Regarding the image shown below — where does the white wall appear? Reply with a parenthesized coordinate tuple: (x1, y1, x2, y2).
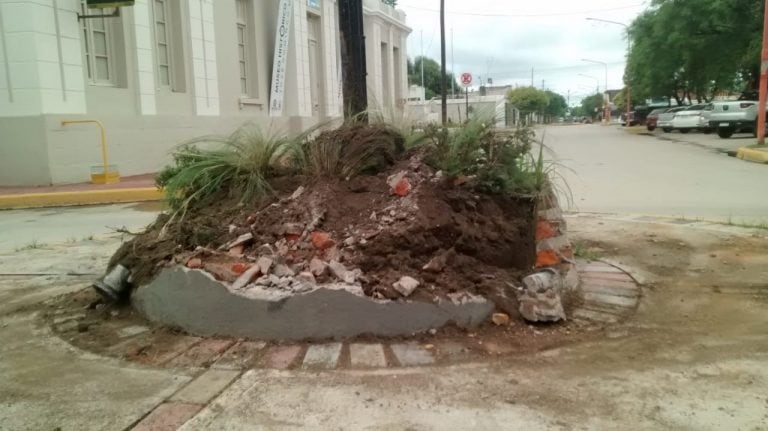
(0, 0, 410, 185)
(0, 0, 87, 116)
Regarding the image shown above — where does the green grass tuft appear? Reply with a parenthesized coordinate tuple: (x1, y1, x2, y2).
(156, 124, 302, 215)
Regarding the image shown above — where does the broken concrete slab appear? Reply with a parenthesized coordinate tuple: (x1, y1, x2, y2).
(133, 266, 493, 341)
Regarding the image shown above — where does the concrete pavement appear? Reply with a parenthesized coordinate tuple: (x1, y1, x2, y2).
(543, 124, 768, 224)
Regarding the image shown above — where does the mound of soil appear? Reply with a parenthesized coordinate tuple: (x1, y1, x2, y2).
(111, 150, 537, 307)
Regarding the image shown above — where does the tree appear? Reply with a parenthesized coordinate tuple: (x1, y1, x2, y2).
(628, 0, 762, 103)
(407, 56, 457, 100)
(506, 86, 549, 114)
(581, 93, 604, 119)
(543, 90, 568, 118)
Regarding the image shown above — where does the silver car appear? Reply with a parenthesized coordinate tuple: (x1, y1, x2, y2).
(657, 106, 687, 132)
(671, 104, 712, 134)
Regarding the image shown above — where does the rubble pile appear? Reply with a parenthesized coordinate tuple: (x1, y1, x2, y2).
(112, 149, 546, 321)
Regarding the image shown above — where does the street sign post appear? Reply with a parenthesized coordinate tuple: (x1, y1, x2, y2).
(460, 73, 472, 122)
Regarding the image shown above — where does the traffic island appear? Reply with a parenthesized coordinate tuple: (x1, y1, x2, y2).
(101, 122, 582, 341)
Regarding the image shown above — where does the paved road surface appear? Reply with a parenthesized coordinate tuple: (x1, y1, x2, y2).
(543, 125, 767, 223)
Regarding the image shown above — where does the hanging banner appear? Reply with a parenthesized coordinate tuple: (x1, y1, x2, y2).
(269, 0, 293, 117)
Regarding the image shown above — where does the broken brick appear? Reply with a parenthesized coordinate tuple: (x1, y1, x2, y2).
(285, 233, 301, 242)
(535, 250, 560, 268)
(393, 178, 411, 197)
(310, 231, 335, 250)
(186, 258, 203, 269)
(203, 263, 238, 282)
(535, 220, 557, 241)
(231, 262, 249, 275)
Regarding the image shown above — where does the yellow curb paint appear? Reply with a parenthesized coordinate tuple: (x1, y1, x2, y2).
(0, 187, 162, 210)
(736, 146, 768, 164)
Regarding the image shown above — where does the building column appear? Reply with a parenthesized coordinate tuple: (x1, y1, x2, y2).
(322, 0, 340, 117)
(132, 0, 156, 114)
(188, 0, 219, 115)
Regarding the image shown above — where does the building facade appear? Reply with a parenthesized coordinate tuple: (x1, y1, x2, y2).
(0, 0, 410, 186)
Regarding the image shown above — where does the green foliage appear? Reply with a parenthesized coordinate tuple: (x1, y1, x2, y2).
(506, 86, 550, 114)
(628, 0, 762, 102)
(580, 93, 604, 118)
(300, 122, 405, 179)
(407, 56, 458, 100)
(543, 90, 568, 118)
(156, 124, 301, 213)
(420, 116, 554, 195)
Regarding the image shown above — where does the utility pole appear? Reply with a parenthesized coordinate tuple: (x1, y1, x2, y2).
(338, 0, 367, 117)
(440, 0, 447, 125)
(541, 79, 545, 90)
(531, 67, 534, 87)
(451, 28, 455, 98)
(757, 0, 768, 145)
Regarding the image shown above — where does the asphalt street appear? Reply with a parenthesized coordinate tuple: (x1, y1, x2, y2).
(543, 124, 767, 224)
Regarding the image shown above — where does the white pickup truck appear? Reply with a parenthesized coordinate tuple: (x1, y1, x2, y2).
(708, 101, 768, 138)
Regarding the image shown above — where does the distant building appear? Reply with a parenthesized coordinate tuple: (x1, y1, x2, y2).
(407, 84, 425, 102)
(0, 0, 410, 186)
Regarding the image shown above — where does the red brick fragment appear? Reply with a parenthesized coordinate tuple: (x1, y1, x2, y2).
(535, 220, 557, 241)
(231, 262, 250, 275)
(393, 178, 411, 197)
(310, 231, 335, 250)
(535, 250, 560, 268)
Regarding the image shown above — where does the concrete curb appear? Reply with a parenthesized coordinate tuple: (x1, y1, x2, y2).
(133, 267, 494, 341)
(0, 187, 162, 210)
(736, 146, 768, 164)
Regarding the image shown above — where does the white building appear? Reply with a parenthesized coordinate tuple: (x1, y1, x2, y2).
(0, 0, 410, 186)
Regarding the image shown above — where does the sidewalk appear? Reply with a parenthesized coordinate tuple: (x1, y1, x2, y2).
(0, 174, 162, 210)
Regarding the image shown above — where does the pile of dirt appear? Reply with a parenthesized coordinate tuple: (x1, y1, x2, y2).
(111, 148, 537, 308)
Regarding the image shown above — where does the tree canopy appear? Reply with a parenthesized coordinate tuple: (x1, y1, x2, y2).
(506, 86, 550, 114)
(628, 0, 762, 103)
(407, 56, 458, 100)
(580, 93, 604, 118)
(543, 90, 568, 118)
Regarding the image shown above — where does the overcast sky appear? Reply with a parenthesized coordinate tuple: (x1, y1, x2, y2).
(398, 0, 649, 105)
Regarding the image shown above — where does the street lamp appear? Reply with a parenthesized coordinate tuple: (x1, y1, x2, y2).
(582, 58, 609, 124)
(578, 73, 600, 94)
(586, 17, 631, 126)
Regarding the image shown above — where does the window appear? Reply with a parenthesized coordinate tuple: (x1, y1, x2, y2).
(236, 0, 248, 96)
(153, 0, 173, 87)
(81, 2, 114, 85)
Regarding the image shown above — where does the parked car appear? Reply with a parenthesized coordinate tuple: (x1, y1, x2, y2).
(671, 104, 712, 134)
(646, 108, 669, 131)
(657, 106, 687, 132)
(620, 111, 638, 126)
(708, 100, 768, 138)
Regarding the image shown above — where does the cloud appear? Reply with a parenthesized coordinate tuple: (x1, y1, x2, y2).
(397, 0, 647, 104)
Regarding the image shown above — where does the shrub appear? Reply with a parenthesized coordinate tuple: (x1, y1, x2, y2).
(156, 124, 301, 213)
(421, 116, 545, 195)
(300, 122, 405, 179)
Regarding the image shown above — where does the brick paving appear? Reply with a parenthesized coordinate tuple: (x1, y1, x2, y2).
(571, 260, 641, 324)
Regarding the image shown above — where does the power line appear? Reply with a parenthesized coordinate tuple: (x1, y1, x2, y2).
(400, 3, 645, 18)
